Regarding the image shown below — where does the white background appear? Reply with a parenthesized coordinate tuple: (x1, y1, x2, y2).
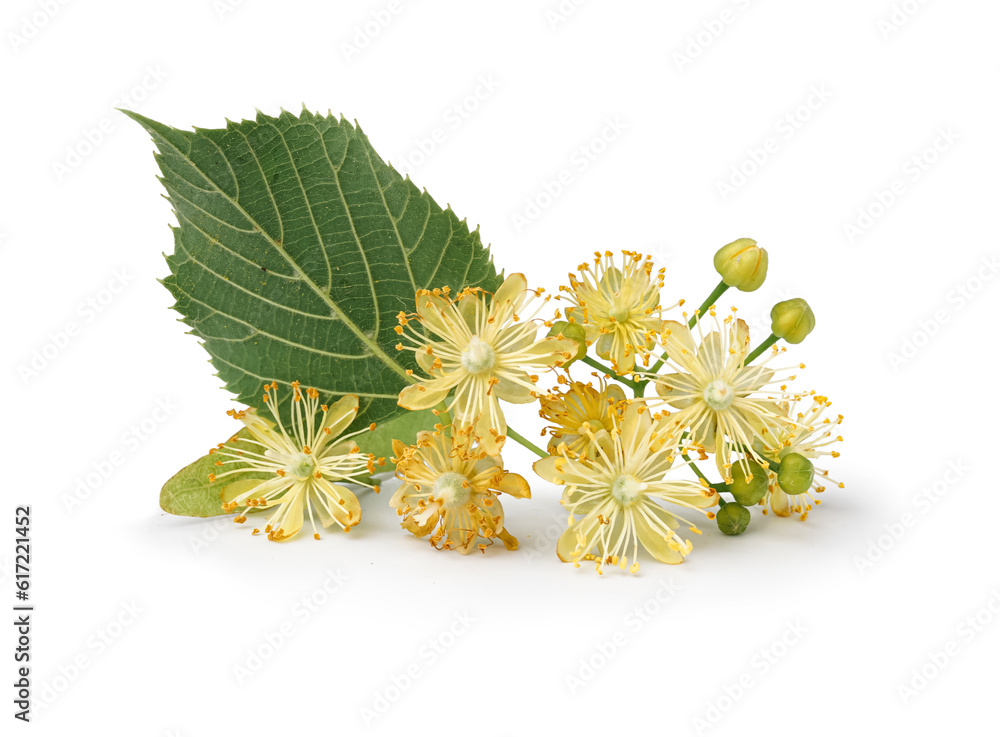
(3, 0, 997, 734)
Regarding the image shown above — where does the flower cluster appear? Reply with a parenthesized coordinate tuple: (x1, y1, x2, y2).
(389, 429, 529, 553)
(534, 401, 718, 574)
(650, 310, 804, 484)
(527, 240, 844, 572)
(394, 274, 577, 455)
(537, 378, 626, 460)
(755, 394, 844, 520)
(558, 250, 675, 374)
(202, 241, 843, 575)
(212, 382, 382, 541)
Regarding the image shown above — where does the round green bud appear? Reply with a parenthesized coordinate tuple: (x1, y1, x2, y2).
(548, 320, 587, 365)
(770, 298, 816, 344)
(714, 238, 769, 292)
(728, 461, 769, 506)
(716, 501, 751, 536)
(777, 453, 815, 495)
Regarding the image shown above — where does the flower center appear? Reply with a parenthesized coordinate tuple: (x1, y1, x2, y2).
(611, 474, 646, 506)
(285, 452, 317, 480)
(460, 336, 496, 375)
(433, 471, 471, 507)
(703, 379, 735, 410)
(609, 304, 630, 323)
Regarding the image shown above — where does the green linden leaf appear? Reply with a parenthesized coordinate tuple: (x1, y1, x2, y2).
(131, 108, 501, 517)
(125, 107, 502, 428)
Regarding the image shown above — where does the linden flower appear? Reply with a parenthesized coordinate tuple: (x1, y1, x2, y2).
(212, 382, 383, 541)
(559, 250, 676, 374)
(538, 378, 627, 460)
(395, 273, 577, 455)
(533, 402, 718, 574)
(389, 430, 530, 554)
(650, 310, 804, 484)
(757, 394, 845, 520)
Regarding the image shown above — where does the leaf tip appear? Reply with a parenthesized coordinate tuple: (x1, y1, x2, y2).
(118, 108, 160, 132)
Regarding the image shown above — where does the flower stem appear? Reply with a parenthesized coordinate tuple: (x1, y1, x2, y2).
(507, 427, 547, 458)
(682, 451, 728, 505)
(641, 279, 731, 389)
(644, 357, 666, 383)
(682, 453, 712, 484)
(745, 333, 779, 364)
(687, 279, 730, 329)
(434, 402, 453, 431)
(739, 444, 781, 473)
(580, 355, 642, 392)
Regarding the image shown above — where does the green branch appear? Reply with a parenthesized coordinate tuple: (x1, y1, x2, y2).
(507, 427, 547, 458)
(580, 355, 642, 392)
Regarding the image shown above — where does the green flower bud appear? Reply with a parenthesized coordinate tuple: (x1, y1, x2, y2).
(714, 238, 768, 292)
(716, 501, 751, 536)
(548, 320, 587, 365)
(770, 298, 816, 344)
(777, 453, 815, 495)
(728, 461, 769, 506)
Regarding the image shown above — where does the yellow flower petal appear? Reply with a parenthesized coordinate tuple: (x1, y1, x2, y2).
(494, 372, 535, 404)
(269, 490, 305, 541)
(770, 487, 792, 517)
(532, 455, 563, 484)
(323, 394, 359, 437)
(492, 273, 528, 314)
(414, 291, 458, 337)
(662, 320, 696, 354)
(498, 471, 531, 499)
(314, 482, 361, 530)
(220, 478, 266, 504)
(632, 506, 685, 565)
(398, 378, 455, 410)
(556, 514, 601, 563)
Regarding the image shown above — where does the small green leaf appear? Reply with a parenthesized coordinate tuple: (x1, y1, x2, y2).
(159, 410, 436, 518)
(159, 429, 269, 518)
